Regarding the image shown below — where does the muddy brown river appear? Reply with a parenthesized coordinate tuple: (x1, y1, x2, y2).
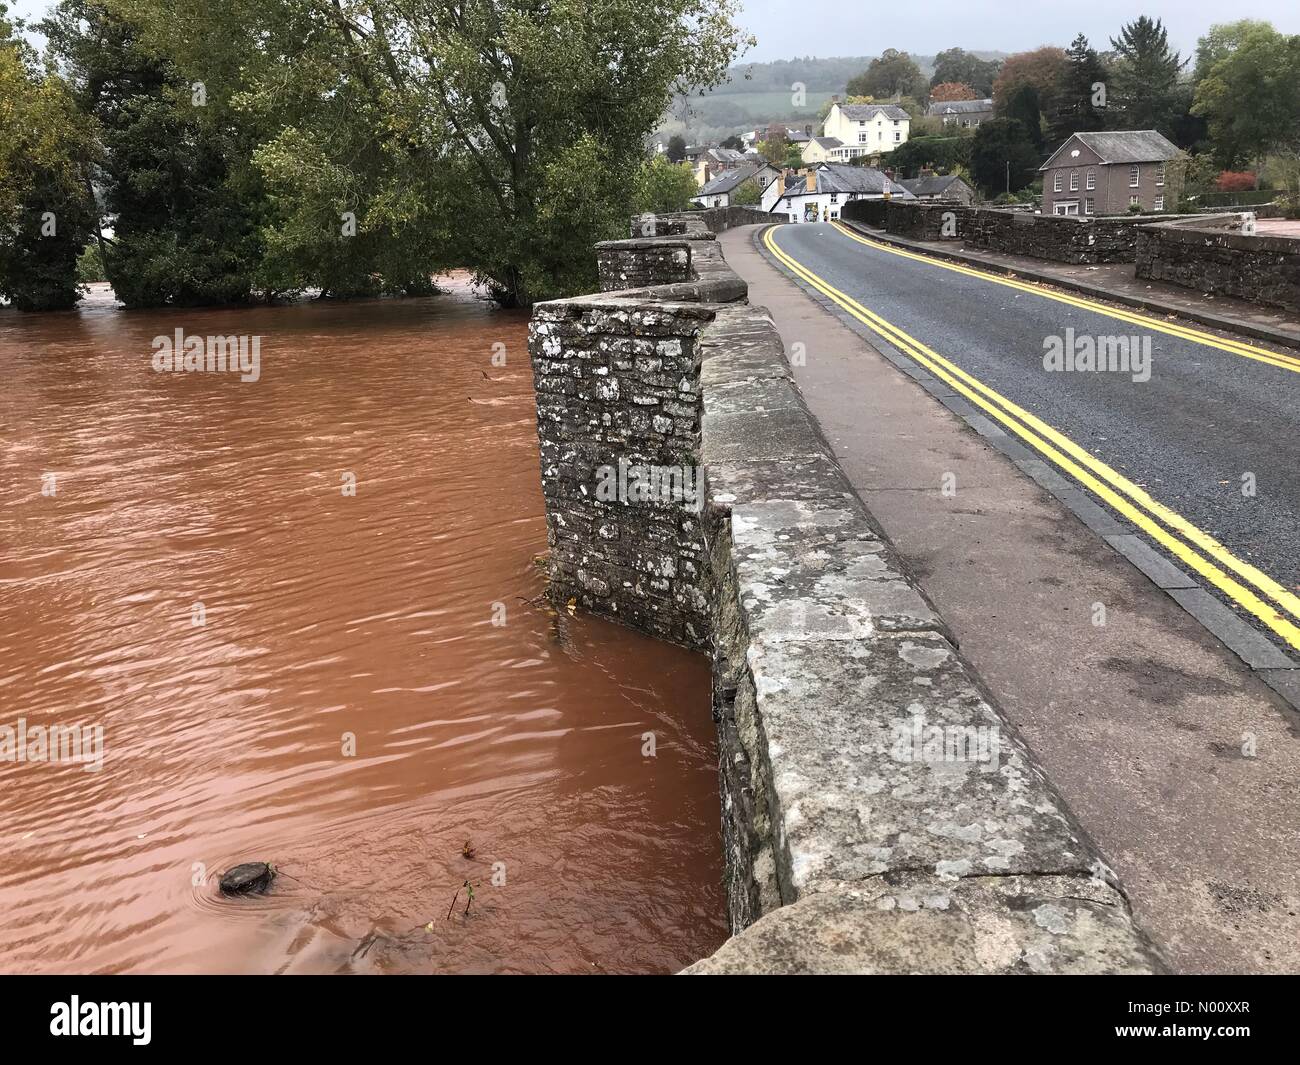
(0, 280, 725, 974)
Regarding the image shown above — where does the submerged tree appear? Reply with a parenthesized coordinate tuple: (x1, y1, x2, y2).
(0, 3, 98, 310)
(41, 0, 266, 306)
(112, 0, 751, 306)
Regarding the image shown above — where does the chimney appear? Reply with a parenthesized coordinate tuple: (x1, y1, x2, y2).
(776, 173, 785, 197)
(807, 170, 817, 193)
(920, 166, 935, 178)
(831, 94, 840, 105)
(883, 167, 895, 181)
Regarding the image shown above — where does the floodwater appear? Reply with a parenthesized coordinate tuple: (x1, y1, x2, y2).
(0, 280, 725, 974)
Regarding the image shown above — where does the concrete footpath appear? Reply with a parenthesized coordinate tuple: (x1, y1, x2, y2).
(720, 224, 1300, 974)
(847, 221, 1300, 351)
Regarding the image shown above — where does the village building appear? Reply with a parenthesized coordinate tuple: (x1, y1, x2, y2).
(897, 172, 976, 205)
(926, 98, 994, 128)
(820, 101, 911, 160)
(692, 161, 782, 209)
(763, 162, 914, 222)
(1039, 130, 1183, 216)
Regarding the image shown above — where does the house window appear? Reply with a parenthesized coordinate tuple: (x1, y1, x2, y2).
(1130, 194, 1140, 207)
(893, 119, 899, 125)
(1053, 173, 1063, 193)
(859, 120, 865, 126)
(1130, 165, 1140, 187)
(894, 131, 901, 142)
(1156, 163, 1166, 186)
(1070, 171, 1079, 191)
(1086, 169, 1096, 190)
(830, 193, 838, 203)
(858, 132, 867, 143)
(1154, 194, 1165, 211)
(1053, 201, 1079, 216)
(1085, 197, 1095, 214)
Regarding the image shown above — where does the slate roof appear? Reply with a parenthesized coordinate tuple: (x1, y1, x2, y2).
(836, 103, 911, 122)
(696, 162, 771, 197)
(926, 98, 994, 115)
(898, 174, 971, 198)
(1041, 130, 1181, 170)
(812, 136, 844, 149)
(776, 164, 915, 199)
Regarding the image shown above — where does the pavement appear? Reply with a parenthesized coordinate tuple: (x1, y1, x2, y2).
(720, 221, 1300, 974)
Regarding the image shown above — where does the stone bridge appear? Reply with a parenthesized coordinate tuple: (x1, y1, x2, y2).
(527, 208, 1163, 974)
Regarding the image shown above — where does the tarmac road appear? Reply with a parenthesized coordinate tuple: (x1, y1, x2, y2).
(722, 221, 1300, 974)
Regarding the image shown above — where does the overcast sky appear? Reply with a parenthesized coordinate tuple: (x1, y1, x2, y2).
(735, 0, 1299, 62)
(8, 0, 1299, 62)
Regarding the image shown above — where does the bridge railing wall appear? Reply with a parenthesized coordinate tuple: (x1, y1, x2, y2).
(526, 211, 1164, 974)
(1136, 214, 1300, 314)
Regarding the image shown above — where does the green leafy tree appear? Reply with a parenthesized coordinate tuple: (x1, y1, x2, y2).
(41, 0, 266, 306)
(970, 117, 1040, 196)
(930, 47, 1000, 97)
(117, 0, 752, 307)
(0, 4, 98, 310)
(665, 134, 688, 163)
(1047, 34, 1108, 147)
(1193, 22, 1300, 170)
(1193, 20, 1273, 84)
(633, 156, 698, 213)
(884, 135, 972, 179)
(730, 178, 761, 206)
(847, 49, 926, 103)
(1108, 16, 1187, 138)
(1004, 83, 1044, 153)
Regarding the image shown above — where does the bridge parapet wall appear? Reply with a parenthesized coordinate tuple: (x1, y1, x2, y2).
(527, 213, 1164, 974)
(1136, 214, 1300, 314)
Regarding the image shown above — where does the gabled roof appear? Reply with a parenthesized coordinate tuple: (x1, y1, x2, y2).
(898, 174, 972, 198)
(811, 136, 844, 149)
(1040, 130, 1182, 170)
(705, 147, 747, 164)
(926, 98, 994, 115)
(696, 161, 775, 196)
(777, 164, 915, 199)
(836, 103, 910, 122)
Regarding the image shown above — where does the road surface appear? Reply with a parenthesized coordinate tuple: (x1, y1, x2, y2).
(722, 221, 1300, 974)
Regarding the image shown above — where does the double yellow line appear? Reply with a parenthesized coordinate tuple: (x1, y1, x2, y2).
(763, 223, 1300, 651)
(831, 221, 1300, 376)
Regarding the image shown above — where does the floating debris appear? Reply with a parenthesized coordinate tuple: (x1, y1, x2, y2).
(219, 862, 275, 896)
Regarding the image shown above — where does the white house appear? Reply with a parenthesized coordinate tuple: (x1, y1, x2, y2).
(763, 163, 914, 222)
(692, 161, 782, 208)
(821, 103, 911, 161)
(801, 136, 844, 165)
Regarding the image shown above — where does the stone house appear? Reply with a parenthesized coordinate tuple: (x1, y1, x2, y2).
(691, 161, 782, 209)
(692, 147, 748, 187)
(763, 162, 914, 222)
(897, 172, 976, 205)
(1039, 130, 1183, 217)
(821, 102, 911, 161)
(926, 98, 994, 128)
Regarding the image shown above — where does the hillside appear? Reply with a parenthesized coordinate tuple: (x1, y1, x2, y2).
(661, 51, 1008, 143)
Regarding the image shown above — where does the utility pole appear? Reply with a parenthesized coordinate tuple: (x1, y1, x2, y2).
(1006, 160, 1010, 195)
